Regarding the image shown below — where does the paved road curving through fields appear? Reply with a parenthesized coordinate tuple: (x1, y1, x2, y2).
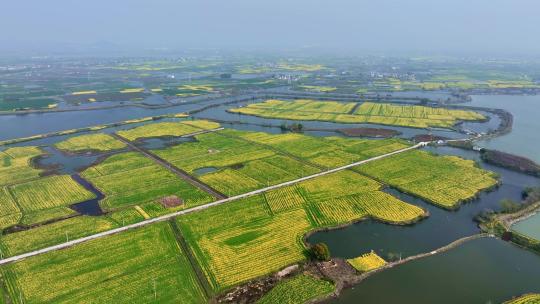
(0, 142, 428, 266)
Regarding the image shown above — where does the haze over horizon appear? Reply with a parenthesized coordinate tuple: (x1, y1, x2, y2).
(1, 0, 539, 57)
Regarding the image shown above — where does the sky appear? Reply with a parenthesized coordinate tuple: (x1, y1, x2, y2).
(1, 0, 539, 56)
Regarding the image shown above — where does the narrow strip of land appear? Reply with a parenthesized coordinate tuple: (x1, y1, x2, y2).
(0, 141, 428, 266)
(111, 132, 227, 200)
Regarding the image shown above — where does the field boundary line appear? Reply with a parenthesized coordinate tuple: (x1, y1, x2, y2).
(110, 132, 227, 199)
(0, 142, 428, 266)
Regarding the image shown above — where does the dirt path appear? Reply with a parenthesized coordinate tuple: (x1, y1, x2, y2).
(111, 133, 227, 200)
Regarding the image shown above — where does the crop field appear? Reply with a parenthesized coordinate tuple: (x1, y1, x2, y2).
(55, 133, 127, 152)
(119, 88, 145, 93)
(347, 251, 387, 272)
(0, 187, 21, 230)
(504, 294, 540, 304)
(0, 146, 44, 186)
(229, 100, 485, 128)
(199, 155, 320, 196)
(179, 196, 312, 291)
(1, 148, 96, 228)
(0, 215, 118, 256)
(179, 170, 423, 291)
(298, 171, 425, 226)
(257, 274, 335, 304)
(116, 120, 220, 141)
(355, 150, 499, 208)
(298, 85, 337, 92)
(156, 128, 408, 195)
(8, 175, 95, 213)
(224, 129, 409, 168)
(155, 132, 277, 173)
(155, 130, 328, 195)
(1, 223, 207, 304)
(82, 152, 213, 211)
(264, 185, 306, 213)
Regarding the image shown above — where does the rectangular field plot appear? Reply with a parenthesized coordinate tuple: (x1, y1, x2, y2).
(347, 251, 387, 272)
(116, 120, 220, 141)
(0, 146, 44, 186)
(1, 223, 207, 304)
(229, 100, 485, 129)
(9, 175, 95, 213)
(0, 187, 21, 230)
(354, 150, 499, 209)
(55, 133, 127, 152)
(82, 152, 213, 211)
(223, 129, 410, 168)
(257, 274, 335, 304)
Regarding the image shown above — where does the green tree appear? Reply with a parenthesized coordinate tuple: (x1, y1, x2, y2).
(311, 243, 330, 261)
(500, 199, 520, 213)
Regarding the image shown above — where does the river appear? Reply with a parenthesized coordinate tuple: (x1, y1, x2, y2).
(465, 94, 540, 163)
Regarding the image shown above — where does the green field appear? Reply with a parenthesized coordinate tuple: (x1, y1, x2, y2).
(0, 147, 98, 228)
(9, 175, 95, 213)
(354, 150, 499, 208)
(0, 215, 118, 256)
(0, 146, 44, 187)
(55, 133, 127, 152)
(1, 223, 207, 304)
(0, 187, 21, 230)
(155, 128, 409, 195)
(82, 152, 213, 211)
(179, 170, 424, 292)
(116, 120, 220, 141)
(257, 274, 334, 304)
(0, 175, 96, 228)
(224, 129, 409, 168)
(229, 99, 485, 129)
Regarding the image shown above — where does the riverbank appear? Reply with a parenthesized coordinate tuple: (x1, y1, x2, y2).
(480, 149, 540, 177)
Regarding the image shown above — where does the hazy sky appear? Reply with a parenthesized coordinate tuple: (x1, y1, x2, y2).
(1, 0, 539, 55)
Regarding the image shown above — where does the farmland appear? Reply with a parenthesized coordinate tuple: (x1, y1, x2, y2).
(0, 146, 44, 186)
(81, 152, 213, 211)
(116, 120, 220, 141)
(0, 187, 21, 230)
(223, 129, 410, 168)
(55, 133, 127, 152)
(154, 128, 408, 195)
(229, 100, 485, 128)
(9, 175, 95, 213)
(0, 215, 118, 256)
(355, 150, 499, 208)
(257, 274, 335, 304)
(179, 170, 424, 291)
(1, 223, 207, 304)
(347, 251, 387, 272)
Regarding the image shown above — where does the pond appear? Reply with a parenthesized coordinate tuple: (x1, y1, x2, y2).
(512, 212, 540, 241)
(328, 238, 540, 304)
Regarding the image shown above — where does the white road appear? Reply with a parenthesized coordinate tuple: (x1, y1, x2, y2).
(0, 141, 428, 266)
